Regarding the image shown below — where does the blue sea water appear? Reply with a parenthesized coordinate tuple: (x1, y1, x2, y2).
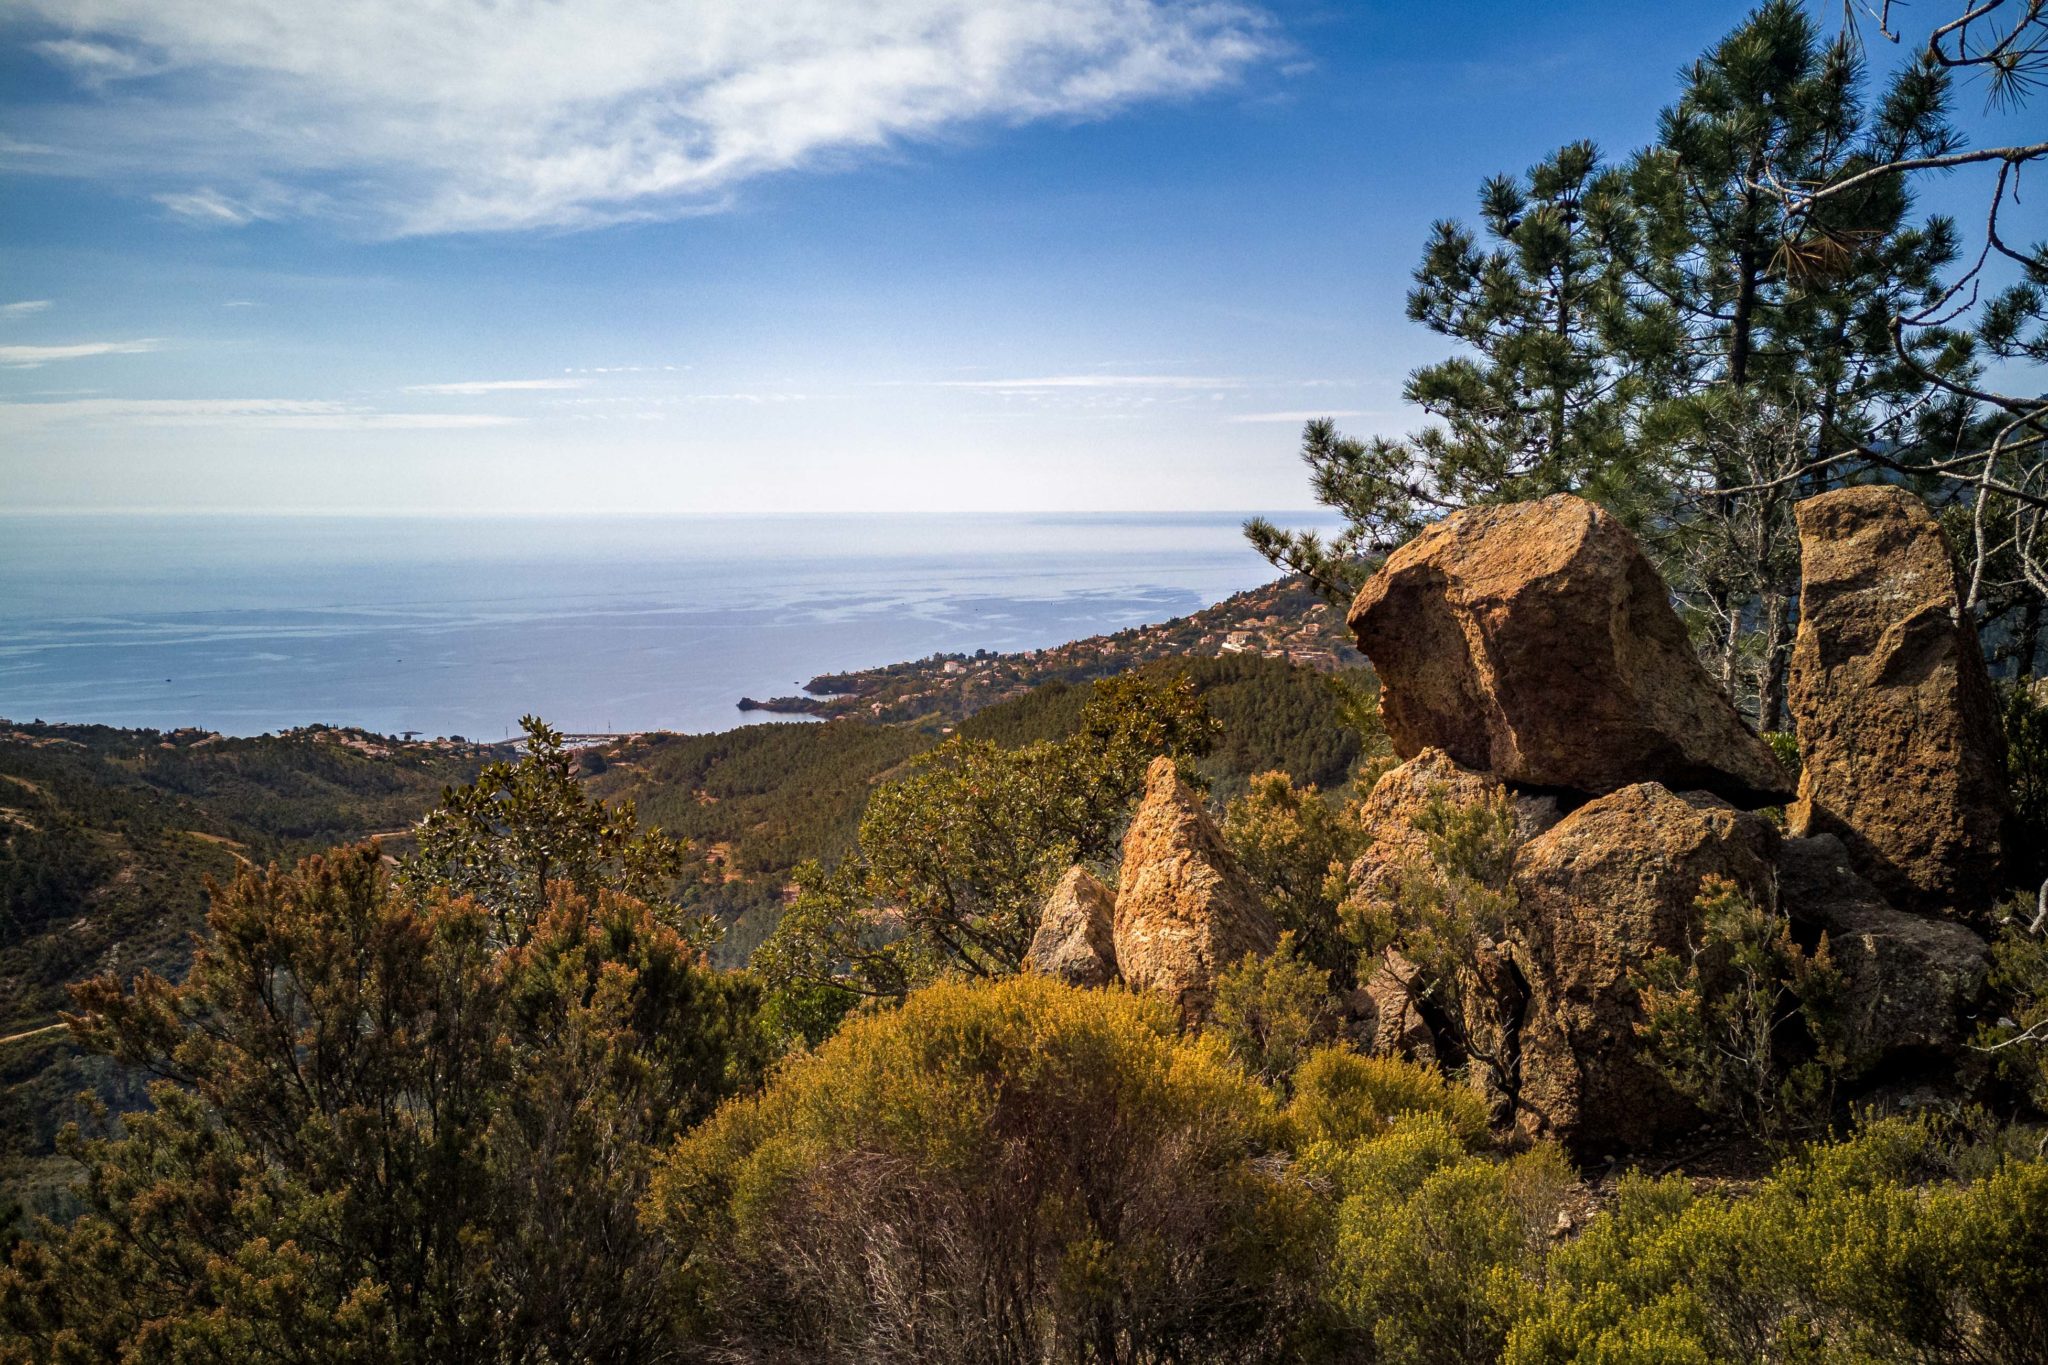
(0, 512, 1337, 739)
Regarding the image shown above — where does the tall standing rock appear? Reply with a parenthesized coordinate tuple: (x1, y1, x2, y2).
(1114, 757, 1278, 1023)
(1511, 782, 1779, 1154)
(1026, 866, 1119, 988)
(1788, 486, 2011, 919)
(1346, 494, 1793, 807)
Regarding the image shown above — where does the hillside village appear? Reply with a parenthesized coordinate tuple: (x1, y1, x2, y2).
(740, 574, 1360, 726)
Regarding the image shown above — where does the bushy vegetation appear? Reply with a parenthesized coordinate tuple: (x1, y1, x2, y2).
(1633, 875, 1847, 1145)
(1221, 770, 1367, 984)
(1347, 789, 1528, 1106)
(1507, 1116, 2048, 1364)
(1210, 933, 1343, 1090)
(0, 847, 764, 1363)
(0, 724, 494, 1218)
(650, 974, 1329, 1363)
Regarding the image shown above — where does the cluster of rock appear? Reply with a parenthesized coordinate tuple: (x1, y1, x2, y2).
(1345, 489, 2007, 1153)
(1026, 756, 1278, 1022)
(1030, 487, 2011, 1157)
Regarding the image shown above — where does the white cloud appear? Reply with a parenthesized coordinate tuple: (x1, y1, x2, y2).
(1228, 408, 1377, 423)
(0, 339, 160, 367)
(0, 397, 519, 429)
(8, 0, 1273, 235)
(155, 188, 270, 226)
(933, 374, 1245, 391)
(405, 378, 587, 395)
(0, 300, 54, 320)
(30, 38, 164, 84)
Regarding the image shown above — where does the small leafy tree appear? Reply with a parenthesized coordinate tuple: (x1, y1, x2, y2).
(753, 673, 1216, 1000)
(405, 715, 698, 944)
(1346, 789, 1527, 1105)
(1221, 771, 1367, 985)
(1633, 874, 1846, 1145)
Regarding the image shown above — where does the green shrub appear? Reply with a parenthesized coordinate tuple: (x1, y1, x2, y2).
(1305, 1116, 1569, 1365)
(1345, 788, 1526, 1102)
(1287, 1046, 1491, 1150)
(652, 974, 1332, 1363)
(1506, 1116, 2048, 1364)
(1211, 934, 1344, 1090)
(1221, 772, 1367, 983)
(1632, 874, 1845, 1144)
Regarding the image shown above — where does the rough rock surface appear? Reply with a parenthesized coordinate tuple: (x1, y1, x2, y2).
(1349, 749, 1506, 902)
(1346, 748, 1559, 907)
(1511, 783, 1779, 1153)
(1358, 951, 1437, 1060)
(1788, 485, 2011, 919)
(1026, 865, 1119, 988)
(1777, 835, 1990, 1075)
(1114, 757, 1279, 1022)
(1346, 494, 1792, 807)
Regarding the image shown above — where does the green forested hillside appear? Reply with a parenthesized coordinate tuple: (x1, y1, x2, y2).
(0, 724, 495, 1210)
(592, 655, 1366, 959)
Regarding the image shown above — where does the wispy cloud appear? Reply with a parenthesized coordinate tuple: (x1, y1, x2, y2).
(1228, 408, 1378, 423)
(8, 0, 1275, 235)
(30, 38, 165, 85)
(155, 189, 271, 226)
(0, 300, 54, 320)
(0, 397, 519, 430)
(932, 374, 1246, 391)
(0, 339, 161, 367)
(405, 378, 586, 395)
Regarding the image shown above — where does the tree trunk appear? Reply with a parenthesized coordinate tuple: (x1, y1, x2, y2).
(1759, 590, 1791, 733)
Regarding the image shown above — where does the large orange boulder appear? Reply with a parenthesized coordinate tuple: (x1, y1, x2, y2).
(1510, 782, 1779, 1153)
(1346, 494, 1792, 807)
(1788, 486, 2012, 919)
(1113, 757, 1278, 1023)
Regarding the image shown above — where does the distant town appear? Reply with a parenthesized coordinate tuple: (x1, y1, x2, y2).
(738, 574, 1361, 727)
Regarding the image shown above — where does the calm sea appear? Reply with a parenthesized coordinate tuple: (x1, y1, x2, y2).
(0, 512, 1337, 739)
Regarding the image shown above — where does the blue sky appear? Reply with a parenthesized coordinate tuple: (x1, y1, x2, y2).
(0, 2, 1996, 514)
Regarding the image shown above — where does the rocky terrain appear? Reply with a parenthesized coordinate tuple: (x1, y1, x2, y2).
(1033, 489, 2011, 1157)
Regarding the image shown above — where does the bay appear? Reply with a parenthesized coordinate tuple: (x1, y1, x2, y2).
(0, 511, 1337, 738)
